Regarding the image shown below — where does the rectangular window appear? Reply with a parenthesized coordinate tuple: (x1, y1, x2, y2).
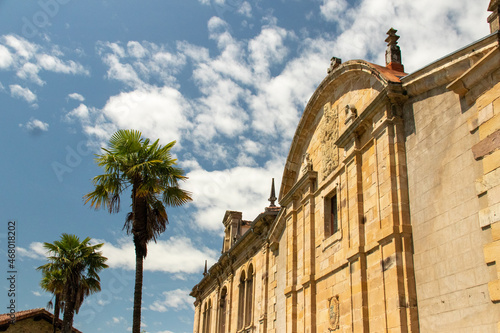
(325, 193, 338, 237)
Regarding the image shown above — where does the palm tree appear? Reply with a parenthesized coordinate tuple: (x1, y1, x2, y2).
(38, 234, 108, 333)
(84, 129, 192, 333)
(39, 269, 64, 333)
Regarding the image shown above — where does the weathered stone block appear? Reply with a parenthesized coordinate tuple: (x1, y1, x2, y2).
(492, 221, 500, 242)
(483, 239, 500, 264)
(479, 202, 500, 228)
(483, 149, 500, 174)
(487, 279, 500, 302)
(472, 129, 500, 160)
(475, 167, 500, 195)
(478, 103, 495, 129)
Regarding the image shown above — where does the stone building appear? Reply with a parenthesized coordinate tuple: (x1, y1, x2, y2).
(0, 308, 82, 333)
(191, 2, 500, 332)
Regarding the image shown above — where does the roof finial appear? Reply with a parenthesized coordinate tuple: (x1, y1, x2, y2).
(488, 0, 500, 33)
(385, 28, 404, 73)
(203, 260, 207, 276)
(268, 178, 277, 207)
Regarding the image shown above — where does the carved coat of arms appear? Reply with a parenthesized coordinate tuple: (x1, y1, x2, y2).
(328, 295, 340, 331)
(321, 103, 339, 180)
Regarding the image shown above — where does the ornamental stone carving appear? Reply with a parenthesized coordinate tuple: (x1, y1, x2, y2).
(328, 295, 340, 331)
(321, 103, 339, 180)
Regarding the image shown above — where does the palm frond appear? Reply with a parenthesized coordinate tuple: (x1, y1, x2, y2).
(162, 187, 192, 207)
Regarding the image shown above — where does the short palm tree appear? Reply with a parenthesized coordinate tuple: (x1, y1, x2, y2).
(38, 234, 108, 333)
(84, 129, 192, 333)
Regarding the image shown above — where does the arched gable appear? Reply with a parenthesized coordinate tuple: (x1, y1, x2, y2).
(279, 60, 404, 200)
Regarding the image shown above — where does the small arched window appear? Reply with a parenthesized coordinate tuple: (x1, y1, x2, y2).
(202, 302, 207, 333)
(202, 300, 211, 333)
(237, 271, 246, 330)
(218, 287, 227, 333)
(245, 264, 254, 327)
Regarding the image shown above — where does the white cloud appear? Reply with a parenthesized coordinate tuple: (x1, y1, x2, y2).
(10, 84, 37, 103)
(240, 139, 263, 156)
(36, 54, 89, 75)
(127, 41, 148, 58)
(96, 236, 218, 274)
(0, 35, 88, 88)
(32, 291, 42, 296)
(68, 92, 85, 102)
(3, 35, 38, 59)
(107, 316, 126, 326)
(66, 85, 193, 150)
(97, 299, 111, 306)
(84, 18, 316, 163)
(0, 44, 13, 68)
(23, 118, 49, 134)
(17, 242, 46, 260)
(248, 26, 289, 76)
(67, 103, 90, 122)
(102, 53, 143, 88)
(238, 1, 252, 17)
(97, 41, 186, 88)
(184, 158, 283, 231)
(17, 62, 44, 85)
(104, 87, 190, 143)
(149, 289, 194, 312)
(320, 0, 349, 22)
(248, 38, 332, 140)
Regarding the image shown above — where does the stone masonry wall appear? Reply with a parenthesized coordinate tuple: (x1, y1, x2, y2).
(404, 84, 500, 332)
(5, 318, 60, 333)
(470, 74, 500, 333)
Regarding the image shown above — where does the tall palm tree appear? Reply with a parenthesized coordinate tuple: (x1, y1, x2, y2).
(84, 129, 192, 333)
(38, 234, 108, 333)
(39, 269, 64, 333)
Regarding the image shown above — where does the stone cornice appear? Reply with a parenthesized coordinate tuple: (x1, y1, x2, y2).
(280, 169, 317, 207)
(447, 45, 500, 97)
(402, 32, 500, 96)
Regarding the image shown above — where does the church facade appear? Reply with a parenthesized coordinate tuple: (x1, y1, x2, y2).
(191, 2, 500, 332)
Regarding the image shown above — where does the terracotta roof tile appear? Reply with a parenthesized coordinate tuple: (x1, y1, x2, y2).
(368, 62, 407, 83)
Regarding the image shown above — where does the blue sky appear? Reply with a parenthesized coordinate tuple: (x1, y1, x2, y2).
(0, 0, 491, 332)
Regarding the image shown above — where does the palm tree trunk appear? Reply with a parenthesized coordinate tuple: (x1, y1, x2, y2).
(132, 182, 147, 333)
(53, 294, 60, 333)
(132, 243, 144, 333)
(62, 286, 76, 333)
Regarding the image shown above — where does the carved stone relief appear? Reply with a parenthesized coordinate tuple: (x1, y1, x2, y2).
(328, 295, 340, 331)
(321, 103, 339, 180)
(301, 152, 312, 176)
